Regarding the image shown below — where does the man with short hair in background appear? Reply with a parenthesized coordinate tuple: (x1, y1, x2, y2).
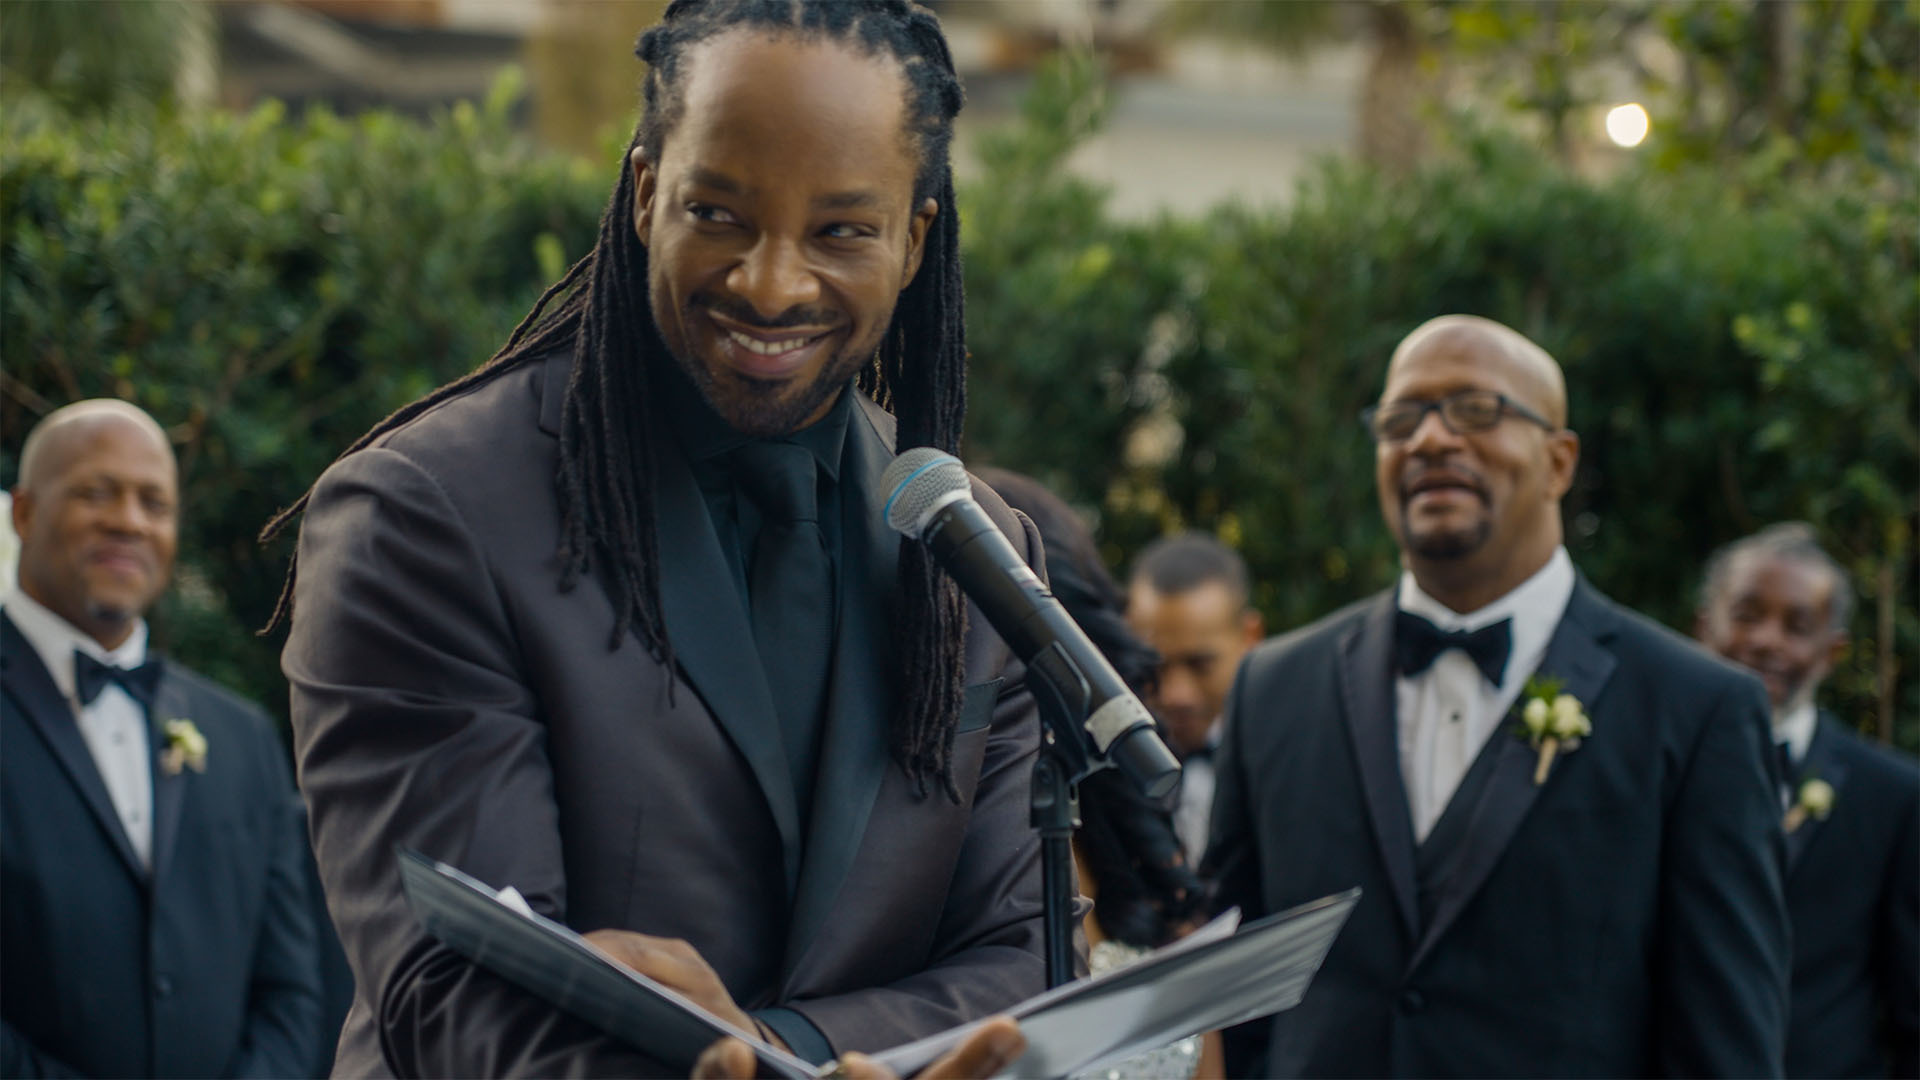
(1, 399, 327, 1078)
(1206, 314, 1789, 1077)
(1697, 521, 1919, 1079)
(1126, 533, 1263, 864)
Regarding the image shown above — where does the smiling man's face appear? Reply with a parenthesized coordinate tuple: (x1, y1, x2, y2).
(12, 410, 178, 650)
(631, 30, 937, 437)
(1372, 320, 1578, 608)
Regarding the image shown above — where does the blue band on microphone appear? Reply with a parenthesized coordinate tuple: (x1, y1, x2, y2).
(883, 453, 957, 531)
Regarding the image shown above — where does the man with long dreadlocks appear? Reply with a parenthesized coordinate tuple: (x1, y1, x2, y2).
(270, 2, 1047, 1074)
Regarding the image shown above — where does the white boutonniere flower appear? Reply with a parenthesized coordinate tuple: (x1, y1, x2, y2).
(160, 718, 208, 776)
(1783, 776, 1835, 833)
(1517, 677, 1589, 785)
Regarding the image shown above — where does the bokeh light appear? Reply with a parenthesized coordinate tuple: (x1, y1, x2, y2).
(1605, 103, 1650, 148)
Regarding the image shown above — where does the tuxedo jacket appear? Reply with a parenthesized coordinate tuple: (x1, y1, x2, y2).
(1, 614, 325, 1078)
(1206, 579, 1790, 1078)
(282, 352, 1046, 1077)
(1781, 712, 1919, 1079)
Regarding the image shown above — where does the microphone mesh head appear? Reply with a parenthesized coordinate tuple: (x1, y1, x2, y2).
(881, 447, 970, 536)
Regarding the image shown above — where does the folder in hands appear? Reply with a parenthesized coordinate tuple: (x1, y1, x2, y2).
(398, 848, 1356, 1079)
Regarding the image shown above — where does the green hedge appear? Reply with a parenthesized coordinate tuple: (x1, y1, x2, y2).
(3, 68, 1913, 748)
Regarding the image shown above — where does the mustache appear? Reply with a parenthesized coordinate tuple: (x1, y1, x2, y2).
(691, 293, 836, 331)
(1397, 462, 1490, 503)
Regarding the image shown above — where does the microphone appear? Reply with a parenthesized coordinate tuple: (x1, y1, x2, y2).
(882, 448, 1181, 800)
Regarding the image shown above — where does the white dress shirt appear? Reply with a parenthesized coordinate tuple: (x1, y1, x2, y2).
(1173, 719, 1222, 864)
(1774, 699, 1817, 767)
(4, 588, 155, 868)
(1397, 547, 1576, 842)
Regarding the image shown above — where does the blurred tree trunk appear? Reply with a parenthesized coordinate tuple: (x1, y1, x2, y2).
(526, 0, 666, 157)
(1356, 2, 1430, 173)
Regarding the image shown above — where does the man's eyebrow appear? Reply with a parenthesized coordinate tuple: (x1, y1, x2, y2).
(682, 171, 883, 212)
(685, 167, 744, 194)
(816, 190, 884, 211)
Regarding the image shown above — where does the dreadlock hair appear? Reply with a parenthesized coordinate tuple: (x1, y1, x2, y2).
(263, 0, 973, 798)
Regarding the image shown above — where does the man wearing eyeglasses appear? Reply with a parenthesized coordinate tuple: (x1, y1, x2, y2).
(1205, 315, 1789, 1077)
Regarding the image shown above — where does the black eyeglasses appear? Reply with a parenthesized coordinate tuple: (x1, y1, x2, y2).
(1359, 389, 1557, 443)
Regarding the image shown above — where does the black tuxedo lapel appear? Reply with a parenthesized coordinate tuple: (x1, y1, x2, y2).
(0, 612, 147, 881)
(539, 353, 802, 891)
(1407, 577, 1619, 975)
(783, 396, 899, 978)
(1336, 593, 1420, 941)
(653, 439, 801, 891)
(561, 362, 802, 897)
(147, 668, 191, 885)
(1784, 715, 1848, 871)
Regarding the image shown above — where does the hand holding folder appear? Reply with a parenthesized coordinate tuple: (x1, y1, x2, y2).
(398, 849, 1357, 1079)
(693, 1018, 1026, 1080)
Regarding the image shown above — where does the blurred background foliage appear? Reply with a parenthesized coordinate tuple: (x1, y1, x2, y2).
(1, 0, 1914, 749)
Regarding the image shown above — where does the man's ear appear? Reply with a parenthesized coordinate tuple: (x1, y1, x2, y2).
(10, 488, 32, 540)
(1240, 608, 1265, 646)
(1546, 429, 1581, 499)
(900, 197, 938, 289)
(1823, 631, 1850, 671)
(630, 147, 657, 246)
(1692, 610, 1712, 643)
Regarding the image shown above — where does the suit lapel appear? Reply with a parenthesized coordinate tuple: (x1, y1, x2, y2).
(783, 396, 898, 977)
(1784, 715, 1848, 871)
(1407, 578, 1618, 974)
(0, 612, 147, 882)
(147, 667, 190, 885)
(1336, 593, 1421, 942)
(537, 351, 804, 889)
(648, 401, 804, 893)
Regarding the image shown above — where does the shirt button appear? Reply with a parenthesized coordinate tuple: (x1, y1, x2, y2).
(111, 731, 126, 745)
(153, 974, 173, 997)
(1399, 989, 1426, 1014)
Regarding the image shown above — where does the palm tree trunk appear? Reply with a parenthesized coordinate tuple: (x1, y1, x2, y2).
(1357, 2, 1426, 173)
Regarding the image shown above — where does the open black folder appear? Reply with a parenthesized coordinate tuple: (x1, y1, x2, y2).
(398, 848, 1357, 1079)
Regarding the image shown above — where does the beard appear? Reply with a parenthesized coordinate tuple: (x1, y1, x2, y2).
(671, 343, 870, 438)
(654, 286, 888, 439)
(1400, 514, 1492, 560)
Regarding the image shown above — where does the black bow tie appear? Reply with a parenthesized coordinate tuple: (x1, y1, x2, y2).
(1394, 611, 1513, 686)
(73, 651, 163, 709)
(1775, 741, 1798, 786)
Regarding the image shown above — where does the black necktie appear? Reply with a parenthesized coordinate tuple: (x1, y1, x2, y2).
(1776, 741, 1797, 786)
(731, 441, 833, 816)
(1394, 611, 1513, 686)
(73, 651, 163, 709)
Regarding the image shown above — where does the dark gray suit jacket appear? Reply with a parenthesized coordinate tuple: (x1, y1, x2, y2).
(1782, 713, 1919, 1079)
(283, 353, 1046, 1076)
(1, 614, 325, 1078)
(1207, 579, 1790, 1078)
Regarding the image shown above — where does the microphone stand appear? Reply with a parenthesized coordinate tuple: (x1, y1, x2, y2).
(1022, 642, 1111, 989)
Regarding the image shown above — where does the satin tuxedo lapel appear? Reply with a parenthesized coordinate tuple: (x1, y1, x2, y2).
(1407, 578, 1618, 974)
(1784, 719, 1847, 871)
(0, 612, 146, 881)
(783, 397, 900, 978)
(537, 357, 802, 893)
(1336, 594, 1421, 942)
(147, 670, 191, 885)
